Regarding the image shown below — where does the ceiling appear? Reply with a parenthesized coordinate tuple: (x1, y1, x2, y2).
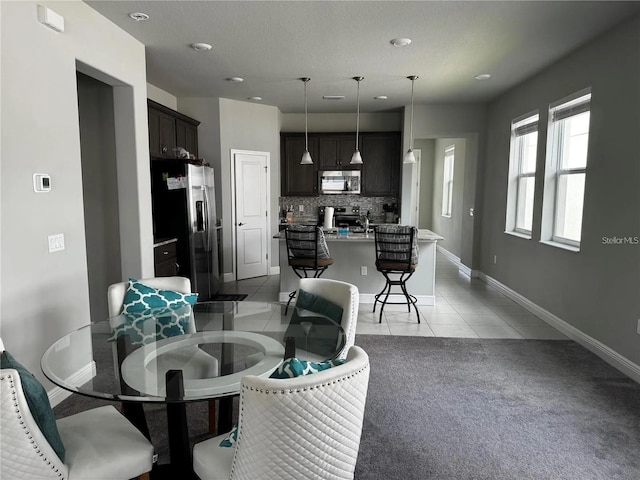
(85, 1, 640, 113)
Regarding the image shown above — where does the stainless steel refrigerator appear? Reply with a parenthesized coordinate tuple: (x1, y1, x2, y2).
(151, 159, 220, 300)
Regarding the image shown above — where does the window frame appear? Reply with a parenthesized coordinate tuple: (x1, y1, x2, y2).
(505, 112, 539, 238)
(441, 145, 455, 218)
(541, 88, 591, 251)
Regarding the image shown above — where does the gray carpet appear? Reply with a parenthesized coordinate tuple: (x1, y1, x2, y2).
(54, 335, 640, 479)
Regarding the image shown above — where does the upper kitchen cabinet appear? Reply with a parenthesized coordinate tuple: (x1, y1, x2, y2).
(361, 132, 401, 196)
(318, 134, 360, 170)
(281, 133, 318, 196)
(148, 100, 200, 159)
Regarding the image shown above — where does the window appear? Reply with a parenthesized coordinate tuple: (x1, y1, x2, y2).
(505, 113, 539, 237)
(541, 89, 591, 249)
(441, 146, 454, 217)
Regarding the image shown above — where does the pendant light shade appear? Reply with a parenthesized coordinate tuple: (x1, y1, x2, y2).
(350, 76, 364, 165)
(300, 77, 313, 165)
(404, 75, 419, 164)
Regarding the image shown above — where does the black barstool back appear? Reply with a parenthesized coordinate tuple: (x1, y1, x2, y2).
(373, 225, 420, 323)
(284, 225, 334, 313)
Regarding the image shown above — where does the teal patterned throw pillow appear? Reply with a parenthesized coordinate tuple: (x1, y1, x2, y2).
(269, 357, 346, 379)
(122, 279, 198, 313)
(108, 279, 198, 345)
(219, 357, 345, 447)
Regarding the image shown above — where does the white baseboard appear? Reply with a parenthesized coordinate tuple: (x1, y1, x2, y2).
(270, 266, 280, 275)
(458, 263, 472, 277)
(48, 361, 97, 408)
(278, 292, 435, 306)
(478, 272, 640, 384)
(222, 272, 235, 283)
(436, 245, 460, 264)
(436, 245, 478, 278)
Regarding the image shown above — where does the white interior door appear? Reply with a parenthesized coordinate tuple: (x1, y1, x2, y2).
(234, 151, 269, 280)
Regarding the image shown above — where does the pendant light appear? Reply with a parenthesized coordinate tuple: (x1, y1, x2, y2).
(350, 76, 364, 165)
(404, 75, 419, 164)
(300, 77, 313, 165)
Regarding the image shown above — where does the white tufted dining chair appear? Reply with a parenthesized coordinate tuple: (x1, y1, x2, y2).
(108, 276, 219, 432)
(0, 338, 154, 480)
(192, 345, 370, 480)
(296, 278, 359, 360)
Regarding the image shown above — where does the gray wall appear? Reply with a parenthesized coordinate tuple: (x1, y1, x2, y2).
(401, 104, 486, 269)
(281, 112, 401, 132)
(218, 99, 282, 279)
(1, 1, 152, 388)
(480, 15, 640, 364)
(415, 139, 435, 229)
(77, 73, 121, 323)
(430, 138, 467, 257)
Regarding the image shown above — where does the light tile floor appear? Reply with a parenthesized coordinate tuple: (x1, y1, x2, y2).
(221, 252, 568, 340)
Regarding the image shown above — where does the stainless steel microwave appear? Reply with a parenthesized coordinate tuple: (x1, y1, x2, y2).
(319, 170, 361, 195)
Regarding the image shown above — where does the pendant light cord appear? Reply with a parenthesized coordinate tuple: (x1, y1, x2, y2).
(304, 79, 309, 152)
(409, 77, 415, 150)
(355, 79, 361, 150)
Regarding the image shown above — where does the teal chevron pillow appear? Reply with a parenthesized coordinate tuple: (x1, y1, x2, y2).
(219, 357, 345, 447)
(108, 279, 198, 345)
(1, 351, 66, 462)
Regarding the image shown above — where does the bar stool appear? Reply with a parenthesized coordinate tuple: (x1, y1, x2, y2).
(373, 225, 420, 323)
(284, 225, 334, 313)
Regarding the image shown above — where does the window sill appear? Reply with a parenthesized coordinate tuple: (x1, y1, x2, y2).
(504, 230, 531, 240)
(539, 240, 580, 253)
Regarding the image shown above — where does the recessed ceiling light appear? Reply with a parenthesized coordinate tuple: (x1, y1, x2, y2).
(227, 77, 244, 83)
(390, 38, 411, 47)
(474, 73, 491, 80)
(248, 96, 262, 101)
(374, 96, 388, 100)
(128, 12, 149, 22)
(323, 95, 345, 100)
(191, 43, 212, 52)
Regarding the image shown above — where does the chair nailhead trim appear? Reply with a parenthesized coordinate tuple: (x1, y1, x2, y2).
(3, 373, 62, 477)
(240, 363, 370, 395)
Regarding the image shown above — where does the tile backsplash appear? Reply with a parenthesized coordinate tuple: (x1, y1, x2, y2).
(279, 195, 398, 224)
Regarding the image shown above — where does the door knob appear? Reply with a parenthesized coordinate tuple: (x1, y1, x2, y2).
(238, 222, 245, 226)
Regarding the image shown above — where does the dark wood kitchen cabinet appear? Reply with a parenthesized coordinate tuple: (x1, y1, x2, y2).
(280, 131, 400, 197)
(148, 100, 200, 159)
(154, 239, 179, 276)
(318, 134, 360, 170)
(281, 133, 318, 196)
(360, 132, 401, 196)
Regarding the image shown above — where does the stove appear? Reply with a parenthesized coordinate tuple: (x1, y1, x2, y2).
(318, 206, 363, 228)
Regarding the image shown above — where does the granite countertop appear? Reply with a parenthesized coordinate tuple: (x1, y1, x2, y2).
(274, 228, 443, 242)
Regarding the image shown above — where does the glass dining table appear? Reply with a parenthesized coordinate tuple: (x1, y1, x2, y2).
(41, 300, 345, 478)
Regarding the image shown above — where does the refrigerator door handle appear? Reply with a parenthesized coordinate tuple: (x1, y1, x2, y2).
(203, 187, 211, 251)
(196, 200, 205, 231)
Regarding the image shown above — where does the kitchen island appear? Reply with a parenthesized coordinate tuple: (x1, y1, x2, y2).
(276, 228, 443, 305)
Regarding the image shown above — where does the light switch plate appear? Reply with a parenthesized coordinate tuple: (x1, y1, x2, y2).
(48, 234, 65, 253)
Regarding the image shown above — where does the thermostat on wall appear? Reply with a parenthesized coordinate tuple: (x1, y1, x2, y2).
(33, 173, 51, 193)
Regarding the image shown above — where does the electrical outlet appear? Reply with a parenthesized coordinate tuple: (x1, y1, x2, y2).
(298, 204, 304, 212)
(637, 319, 640, 335)
(493, 255, 497, 265)
(360, 266, 367, 276)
